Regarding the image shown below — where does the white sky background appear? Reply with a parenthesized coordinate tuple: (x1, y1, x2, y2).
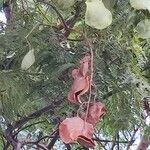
(0, 10, 150, 150)
(0, 11, 7, 24)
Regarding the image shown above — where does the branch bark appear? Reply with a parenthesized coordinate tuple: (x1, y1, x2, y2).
(4, 99, 63, 149)
(126, 126, 139, 150)
(47, 129, 59, 149)
(93, 138, 133, 144)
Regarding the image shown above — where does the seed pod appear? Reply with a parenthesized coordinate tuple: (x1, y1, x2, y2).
(130, 0, 150, 12)
(85, 0, 112, 29)
(21, 49, 35, 70)
(136, 19, 150, 39)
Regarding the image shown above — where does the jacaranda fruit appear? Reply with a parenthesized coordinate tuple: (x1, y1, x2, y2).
(85, 0, 112, 29)
(21, 49, 35, 70)
(59, 117, 95, 148)
(130, 0, 150, 12)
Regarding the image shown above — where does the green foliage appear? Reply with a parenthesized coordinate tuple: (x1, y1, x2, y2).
(0, 72, 29, 122)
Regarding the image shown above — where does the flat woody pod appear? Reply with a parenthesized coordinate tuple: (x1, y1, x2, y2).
(68, 55, 91, 103)
(80, 102, 106, 126)
(59, 117, 95, 148)
(68, 75, 90, 103)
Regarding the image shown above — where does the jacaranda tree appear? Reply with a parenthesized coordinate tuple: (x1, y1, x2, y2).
(0, 0, 150, 149)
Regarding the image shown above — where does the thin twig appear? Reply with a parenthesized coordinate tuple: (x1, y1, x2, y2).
(33, 0, 51, 24)
(47, 129, 59, 149)
(64, 143, 72, 150)
(116, 132, 119, 150)
(93, 138, 132, 144)
(21, 141, 48, 150)
(84, 38, 94, 122)
(94, 135, 107, 150)
(25, 22, 39, 49)
(126, 126, 140, 150)
(37, 0, 69, 31)
(122, 131, 129, 141)
(14, 120, 46, 136)
(25, 22, 40, 39)
(67, 38, 84, 42)
(111, 135, 116, 150)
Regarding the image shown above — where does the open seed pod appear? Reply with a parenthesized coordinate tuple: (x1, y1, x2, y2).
(59, 117, 95, 148)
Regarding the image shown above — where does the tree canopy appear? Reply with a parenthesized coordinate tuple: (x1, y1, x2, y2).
(0, 0, 150, 149)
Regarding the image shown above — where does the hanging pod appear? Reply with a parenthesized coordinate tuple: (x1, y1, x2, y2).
(136, 19, 150, 39)
(130, 0, 150, 12)
(85, 0, 112, 29)
(21, 49, 35, 70)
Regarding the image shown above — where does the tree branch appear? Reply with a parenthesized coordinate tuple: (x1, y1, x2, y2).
(13, 99, 62, 130)
(47, 129, 59, 149)
(116, 132, 119, 150)
(64, 143, 72, 150)
(93, 138, 133, 144)
(126, 126, 139, 150)
(4, 99, 63, 149)
(14, 120, 46, 136)
(37, 0, 69, 31)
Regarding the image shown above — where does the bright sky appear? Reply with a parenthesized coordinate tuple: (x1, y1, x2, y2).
(0, 11, 7, 30)
(0, 11, 6, 23)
